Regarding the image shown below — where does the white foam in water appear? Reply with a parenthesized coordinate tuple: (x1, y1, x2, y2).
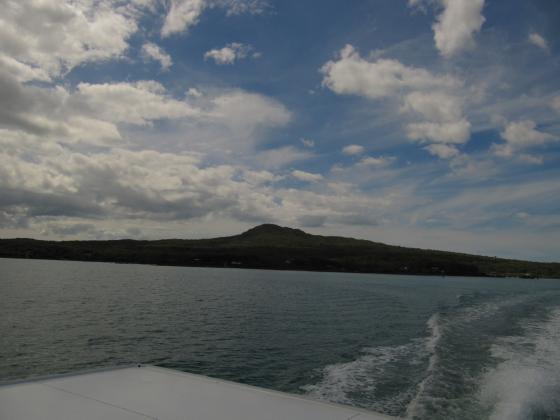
(303, 314, 442, 417)
(304, 299, 560, 419)
(404, 313, 442, 419)
(302, 341, 420, 414)
(479, 309, 560, 420)
(456, 295, 529, 324)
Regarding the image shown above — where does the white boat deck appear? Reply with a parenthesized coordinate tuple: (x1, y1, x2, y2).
(0, 365, 398, 420)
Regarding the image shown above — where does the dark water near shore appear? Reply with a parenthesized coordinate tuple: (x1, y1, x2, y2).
(1, 258, 560, 419)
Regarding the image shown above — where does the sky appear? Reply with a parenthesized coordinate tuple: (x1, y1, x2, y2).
(1, 0, 559, 261)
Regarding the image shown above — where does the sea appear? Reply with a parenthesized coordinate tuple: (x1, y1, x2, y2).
(1, 257, 559, 419)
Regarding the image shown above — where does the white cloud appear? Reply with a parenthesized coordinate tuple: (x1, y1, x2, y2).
(255, 146, 312, 169)
(62, 116, 122, 145)
(402, 91, 463, 123)
(402, 91, 471, 146)
(517, 154, 543, 165)
(357, 156, 395, 167)
(425, 143, 460, 159)
(408, 0, 427, 6)
(0, 62, 291, 151)
(528, 32, 549, 52)
(342, 144, 365, 155)
(241, 169, 281, 186)
(276, 188, 394, 228)
(0, 133, 243, 222)
(0, 0, 140, 79)
(0, 129, 304, 230)
(0, 55, 51, 82)
(301, 138, 315, 148)
(408, 178, 560, 236)
(321, 45, 459, 99)
(161, 0, 206, 37)
(407, 120, 471, 144)
(551, 96, 560, 114)
(2, 128, 389, 235)
(204, 43, 257, 65)
(161, 0, 269, 37)
(321, 45, 471, 158)
(208, 90, 291, 132)
(216, 0, 270, 16)
(433, 0, 485, 57)
(187, 87, 203, 97)
(73, 81, 200, 126)
(408, 121, 468, 145)
(291, 170, 323, 183)
(493, 120, 556, 158)
(0, 71, 124, 144)
(448, 154, 499, 180)
(141, 42, 173, 70)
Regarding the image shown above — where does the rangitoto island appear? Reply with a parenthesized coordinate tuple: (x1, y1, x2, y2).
(1, 224, 559, 279)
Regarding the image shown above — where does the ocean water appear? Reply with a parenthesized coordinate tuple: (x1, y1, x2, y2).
(1, 258, 560, 419)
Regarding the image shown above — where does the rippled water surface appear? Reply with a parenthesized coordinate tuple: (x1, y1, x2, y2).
(1, 258, 560, 419)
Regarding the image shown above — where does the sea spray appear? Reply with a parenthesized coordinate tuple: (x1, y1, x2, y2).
(302, 341, 425, 416)
(405, 313, 442, 418)
(303, 313, 443, 417)
(479, 309, 560, 420)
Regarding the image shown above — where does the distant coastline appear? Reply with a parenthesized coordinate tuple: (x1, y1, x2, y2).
(1, 224, 559, 279)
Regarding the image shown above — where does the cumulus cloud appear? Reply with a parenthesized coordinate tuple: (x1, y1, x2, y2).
(402, 91, 470, 147)
(162, 0, 269, 37)
(187, 87, 203, 97)
(425, 143, 460, 159)
(45, 223, 98, 237)
(551, 96, 560, 114)
(255, 146, 312, 169)
(528, 32, 549, 52)
(0, 69, 123, 143)
(0, 55, 51, 83)
(0, 62, 291, 150)
(0, 141, 236, 224)
(0, 128, 258, 224)
(408, 0, 429, 7)
(357, 156, 395, 167)
(321, 45, 459, 99)
(277, 188, 393, 228)
(291, 170, 323, 183)
(493, 120, 556, 158)
(433, 0, 485, 57)
(402, 91, 463, 123)
(0, 125, 401, 237)
(72, 81, 201, 126)
(342, 144, 365, 155)
(216, 0, 270, 16)
(406, 120, 471, 144)
(301, 138, 315, 148)
(321, 45, 470, 158)
(517, 154, 544, 165)
(208, 90, 291, 131)
(161, 0, 206, 37)
(0, 0, 141, 79)
(204, 43, 258, 65)
(297, 214, 327, 228)
(141, 42, 173, 70)
(241, 169, 281, 186)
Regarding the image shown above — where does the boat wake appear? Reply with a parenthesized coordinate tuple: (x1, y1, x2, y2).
(479, 308, 560, 420)
(305, 292, 560, 419)
(303, 314, 442, 417)
(404, 313, 441, 419)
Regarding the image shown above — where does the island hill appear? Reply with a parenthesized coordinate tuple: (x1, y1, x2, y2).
(1, 224, 559, 279)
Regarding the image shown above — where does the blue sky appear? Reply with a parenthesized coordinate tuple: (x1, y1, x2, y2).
(1, 0, 559, 261)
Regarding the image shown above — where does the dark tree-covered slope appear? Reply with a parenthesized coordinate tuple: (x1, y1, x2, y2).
(1, 224, 558, 278)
